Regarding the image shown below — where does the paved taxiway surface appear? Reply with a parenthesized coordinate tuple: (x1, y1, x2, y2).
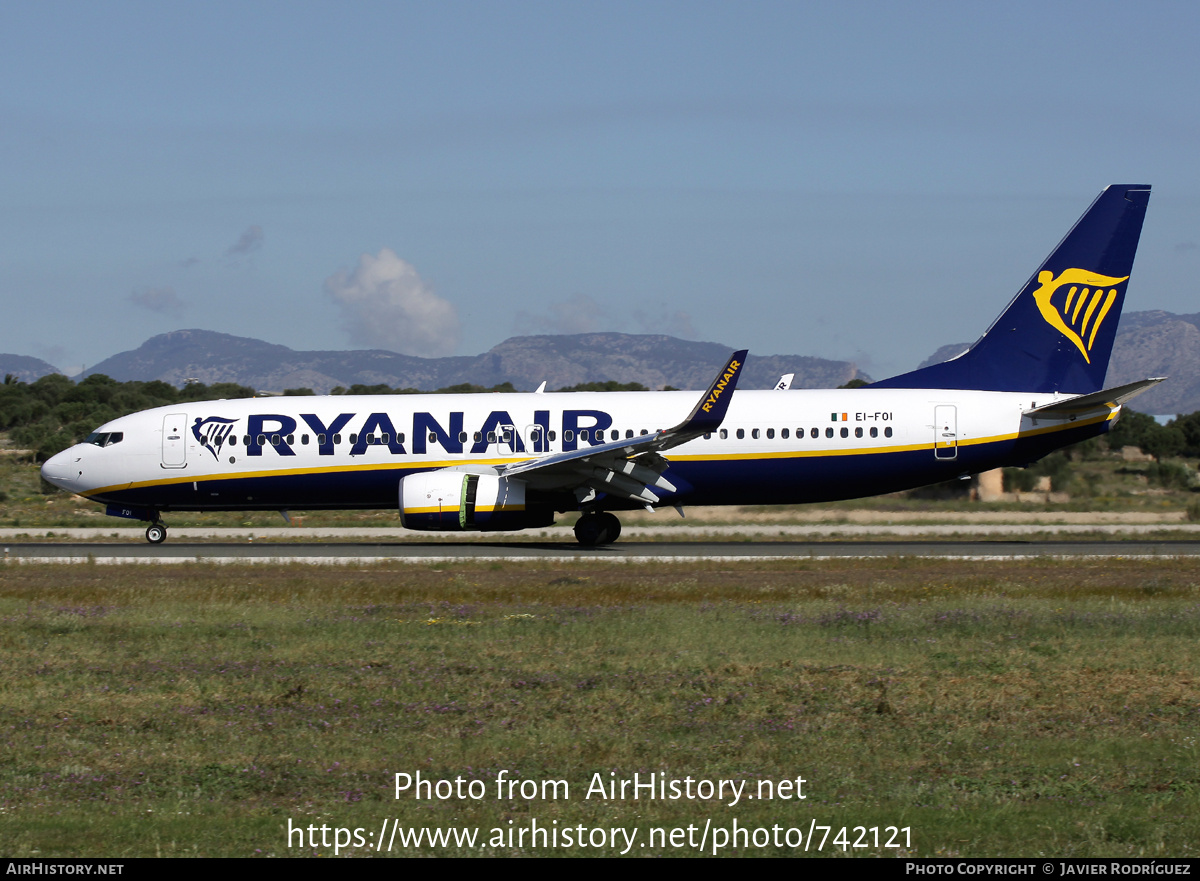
(5, 538, 1200, 564)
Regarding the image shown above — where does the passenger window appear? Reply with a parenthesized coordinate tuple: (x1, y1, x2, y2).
(704, 432, 711, 440)
(318, 434, 327, 445)
(825, 428, 833, 438)
(549, 431, 557, 441)
(751, 428, 760, 439)
(640, 429, 649, 436)
(473, 432, 482, 442)
(625, 430, 633, 439)
(429, 433, 437, 443)
(487, 432, 497, 443)
(579, 430, 589, 441)
(840, 427, 848, 438)
(244, 435, 252, 445)
(333, 434, 341, 445)
(855, 427, 863, 438)
(736, 428, 745, 440)
(870, 427, 878, 438)
(884, 427, 893, 438)
(564, 430, 574, 442)
(719, 429, 728, 439)
(350, 433, 358, 444)
(271, 434, 281, 445)
(228, 435, 237, 446)
(257, 434, 267, 445)
(381, 433, 390, 443)
(811, 428, 819, 439)
(458, 432, 468, 443)
(766, 428, 774, 439)
(301, 434, 308, 445)
(287, 434, 294, 444)
(781, 428, 789, 439)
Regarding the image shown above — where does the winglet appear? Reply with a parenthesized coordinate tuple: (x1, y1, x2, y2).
(669, 349, 748, 437)
(498, 350, 749, 495)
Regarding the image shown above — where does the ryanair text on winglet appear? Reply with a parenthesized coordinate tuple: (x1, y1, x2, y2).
(700, 359, 742, 413)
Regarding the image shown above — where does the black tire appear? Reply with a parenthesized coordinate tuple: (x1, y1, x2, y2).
(597, 511, 622, 544)
(573, 512, 622, 546)
(145, 524, 167, 544)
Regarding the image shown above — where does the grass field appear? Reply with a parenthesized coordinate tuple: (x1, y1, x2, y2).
(1, 558, 1199, 857)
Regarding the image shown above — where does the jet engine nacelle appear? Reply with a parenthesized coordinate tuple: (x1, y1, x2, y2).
(399, 471, 554, 532)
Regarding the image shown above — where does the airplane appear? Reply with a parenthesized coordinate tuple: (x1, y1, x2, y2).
(41, 184, 1158, 546)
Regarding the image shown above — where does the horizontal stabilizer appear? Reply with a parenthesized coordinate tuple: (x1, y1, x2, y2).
(1023, 377, 1165, 418)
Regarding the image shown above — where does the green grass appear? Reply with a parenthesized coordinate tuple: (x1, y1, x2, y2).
(1, 559, 1200, 856)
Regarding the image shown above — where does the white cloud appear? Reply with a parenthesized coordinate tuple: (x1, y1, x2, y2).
(129, 286, 187, 318)
(324, 249, 460, 357)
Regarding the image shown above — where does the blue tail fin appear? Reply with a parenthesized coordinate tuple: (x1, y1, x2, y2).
(872, 184, 1151, 394)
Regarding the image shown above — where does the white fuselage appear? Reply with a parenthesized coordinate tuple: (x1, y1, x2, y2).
(40, 386, 1113, 519)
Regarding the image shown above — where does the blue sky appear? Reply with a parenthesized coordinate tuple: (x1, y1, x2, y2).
(2, 1, 1198, 380)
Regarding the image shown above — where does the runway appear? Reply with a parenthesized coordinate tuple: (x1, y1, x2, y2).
(5, 538, 1200, 564)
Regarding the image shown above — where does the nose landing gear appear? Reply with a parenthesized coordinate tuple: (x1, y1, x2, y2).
(145, 523, 168, 544)
(573, 511, 622, 547)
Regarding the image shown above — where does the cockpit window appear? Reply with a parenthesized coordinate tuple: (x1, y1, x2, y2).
(84, 432, 124, 448)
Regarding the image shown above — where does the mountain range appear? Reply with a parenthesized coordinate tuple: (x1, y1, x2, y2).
(0, 354, 62, 384)
(62, 330, 865, 393)
(6, 310, 1200, 413)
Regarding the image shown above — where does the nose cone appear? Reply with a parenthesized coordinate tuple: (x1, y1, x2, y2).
(41, 447, 83, 490)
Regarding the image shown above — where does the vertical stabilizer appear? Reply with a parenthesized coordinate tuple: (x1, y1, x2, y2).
(873, 184, 1150, 394)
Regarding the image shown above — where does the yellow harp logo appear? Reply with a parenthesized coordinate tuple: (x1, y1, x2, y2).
(1031, 268, 1127, 364)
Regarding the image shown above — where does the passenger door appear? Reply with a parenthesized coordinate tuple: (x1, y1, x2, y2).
(162, 413, 188, 468)
(934, 405, 957, 460)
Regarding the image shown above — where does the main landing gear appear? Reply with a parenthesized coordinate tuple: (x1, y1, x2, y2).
(573, 511, 622, 547)
(145, 522, 168, 544)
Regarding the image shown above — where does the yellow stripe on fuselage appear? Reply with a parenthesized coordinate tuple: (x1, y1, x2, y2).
(405, 504, 526, 514)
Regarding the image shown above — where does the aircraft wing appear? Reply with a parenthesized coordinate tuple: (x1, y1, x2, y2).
(1023, 377, 1166, 418)
(500, 350, 748, 506)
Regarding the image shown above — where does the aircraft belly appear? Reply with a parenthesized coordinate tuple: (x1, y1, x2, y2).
(640, 440, 1001, 507)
